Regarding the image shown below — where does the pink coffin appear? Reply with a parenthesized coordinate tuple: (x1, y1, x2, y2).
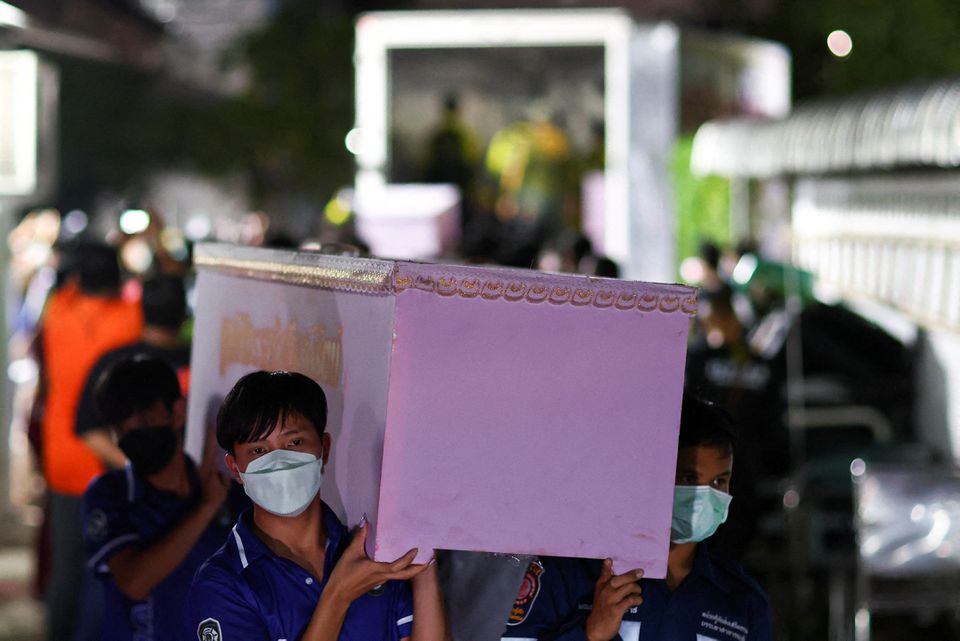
(185, 244, 696, 577)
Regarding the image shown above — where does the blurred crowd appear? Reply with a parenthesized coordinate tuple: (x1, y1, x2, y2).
(5, 200, 920, 640)
(4, 197, 624, 641)
(679, 238, 923, 639)
(0, 98, 922, 641)
(6, 207, 199, 640)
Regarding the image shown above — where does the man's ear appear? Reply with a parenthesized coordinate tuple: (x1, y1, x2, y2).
(172, 397, 187, 429)
(321, 432, 331, 467)
(224, 452, 242, 483)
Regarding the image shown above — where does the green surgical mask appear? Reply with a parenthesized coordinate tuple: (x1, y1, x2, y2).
(670, 485, 732, 544)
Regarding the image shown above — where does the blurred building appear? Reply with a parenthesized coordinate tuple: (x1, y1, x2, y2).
(5, 0, 274, 87)
(407, 0, 776, 26)
(137, 0, 273, 94)
(693, 79, 960, 641)
(0, 0, 271, 542)
(4, 0, 164, 69)
(353, 8, 789, 277)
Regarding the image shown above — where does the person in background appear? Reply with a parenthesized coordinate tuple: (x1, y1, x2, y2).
(82, 355, 235, 641)
(75, 274, 191, 470)
(185, 370, 450, 641)
(537, 232, 593, 274)
(591, 257, 620, 279)
(501, 394, 772, 641)
(38, 240, 142, 641)
(423, 92, 481, 242)
(698, 240, 725, 297)
(685, 285, 782, 558)
(483, 105, 574, 267)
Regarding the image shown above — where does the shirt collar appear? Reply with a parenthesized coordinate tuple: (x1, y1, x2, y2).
(321, 502, 347, 556)
(125, 454, 199, 502)
(229, 501, 345, 572)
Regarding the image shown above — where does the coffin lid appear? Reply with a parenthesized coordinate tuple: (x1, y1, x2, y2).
(194, 243, 697, 316)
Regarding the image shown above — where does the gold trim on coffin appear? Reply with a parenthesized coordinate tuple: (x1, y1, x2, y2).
(194, 254, 393, 294)
(194, 250, 696, 315)
(393, 272, 698, 315)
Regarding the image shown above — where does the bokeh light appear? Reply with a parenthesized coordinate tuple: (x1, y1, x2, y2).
(827, 30, 853, 58)
(61, 209, 88, 237)
(119, 209, 150, 235)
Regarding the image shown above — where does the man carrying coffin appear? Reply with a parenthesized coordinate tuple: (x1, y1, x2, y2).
(185, 370, 450, 641)
(501, 394, 772, 641)
(82, 355, 236, 641)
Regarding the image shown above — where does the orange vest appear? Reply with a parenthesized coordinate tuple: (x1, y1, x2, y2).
(41, 285, 143, 495)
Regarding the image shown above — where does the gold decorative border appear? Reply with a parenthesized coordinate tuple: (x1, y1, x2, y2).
(194, 248, 393, 295)
(393, 270, 697, 315)
(192, 244, 697, 315)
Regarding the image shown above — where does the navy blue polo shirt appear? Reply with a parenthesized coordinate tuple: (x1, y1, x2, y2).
(184, 503, 414, 641)
(501, 545, 771, 641)
(83, 458, 235, 641)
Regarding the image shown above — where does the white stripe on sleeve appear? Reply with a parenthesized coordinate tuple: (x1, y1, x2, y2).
(125, 465, 135, 503)
(232, 526, 248, 568)
(396, 614, 413, 626)
(88, 534, 140, 569)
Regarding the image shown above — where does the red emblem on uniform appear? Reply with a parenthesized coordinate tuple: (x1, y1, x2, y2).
(507, 561, 544, 626)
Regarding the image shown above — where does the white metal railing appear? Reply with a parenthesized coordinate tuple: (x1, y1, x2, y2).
(791, 174, 960, 333)
(692, 78, 960, 178)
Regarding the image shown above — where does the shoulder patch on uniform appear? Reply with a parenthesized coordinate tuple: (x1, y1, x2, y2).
(85, 509, 108, 542)
(198, 618, 222, 641)
(506, 560, 544, 626)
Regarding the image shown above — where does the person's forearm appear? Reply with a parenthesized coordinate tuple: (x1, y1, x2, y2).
(82, 430, 128, 469)
(411, 564, 451, 641)
(109, 499, 220, 600)
(301, 585, 350, 641)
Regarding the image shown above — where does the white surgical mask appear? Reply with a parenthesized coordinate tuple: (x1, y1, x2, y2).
(239, 449, 323, 517)
(670, 485, 732, 544)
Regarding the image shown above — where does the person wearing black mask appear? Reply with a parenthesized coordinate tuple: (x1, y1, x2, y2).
(81, 355, 236, 641)
(76, 273, 193, 471)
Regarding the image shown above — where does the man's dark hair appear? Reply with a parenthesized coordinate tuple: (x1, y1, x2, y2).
(698, 240, 721, 272)
(142, 274, 186, 330)
(216, 371, 328, 454)
(443, 93, 459, 112)
(95, 355, 181, 426)
(593, 256, 620, 279)
(77, 241, 121, 294)
(699, 284, 736, 319)
(678, 393, 736, 455)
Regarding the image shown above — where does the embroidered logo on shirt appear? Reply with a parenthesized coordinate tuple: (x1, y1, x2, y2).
(85, 509, 108, 542)
(507, 561, 544, 626)
(699, 611, 748, 641)
(198, 617, 223, 641)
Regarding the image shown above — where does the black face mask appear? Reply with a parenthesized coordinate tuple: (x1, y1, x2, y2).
(118, 425, 178, 476)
